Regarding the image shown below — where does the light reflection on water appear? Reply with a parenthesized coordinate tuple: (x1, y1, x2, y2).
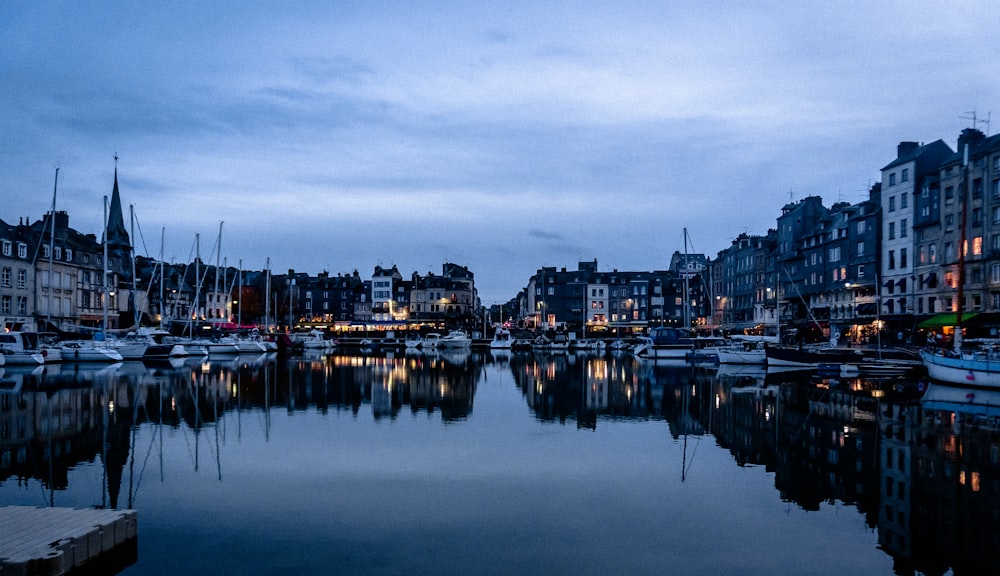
(0, 351, 995, 575)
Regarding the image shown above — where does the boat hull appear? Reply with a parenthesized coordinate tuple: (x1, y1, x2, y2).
(921, 350, 1000, 388)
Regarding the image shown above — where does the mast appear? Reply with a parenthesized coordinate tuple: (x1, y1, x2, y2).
(238, 259, 243, 326)
(159, 227, 165, 329)
(683, 228, 691, 328)
(190, 233, 201, 337)
(213, 221, 223, 326)
(130, 204, 139, 327)
(46, 168, 58, 330)
(264, 257, 271, 331)
(955, 143, 969, 353)
(102, 195, 110, 334)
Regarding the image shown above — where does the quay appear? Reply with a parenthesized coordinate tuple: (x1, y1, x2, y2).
(0, 506, 137, 575)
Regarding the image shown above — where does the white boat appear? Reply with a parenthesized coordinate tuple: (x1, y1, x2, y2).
(715, 339, 767, 364)
(570, 338, 605, 353)
(489, 327, 513, 349)
(58, 341, 124, 362)
(423, 333, 441, 349)
(439, 330, 471, 348)
(0, 332, 51, 365)
(293, 329, 333, 351)
(921, 348, 1000, 388)
(405, 334, 424, 349)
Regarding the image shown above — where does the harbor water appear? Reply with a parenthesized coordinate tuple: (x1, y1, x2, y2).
(1, 350, 994, 575)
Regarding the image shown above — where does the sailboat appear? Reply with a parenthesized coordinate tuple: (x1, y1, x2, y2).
(636, 228, 697, 360)
(921, 138, 1000, 387)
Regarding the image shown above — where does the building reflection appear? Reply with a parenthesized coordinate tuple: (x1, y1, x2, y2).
(1, 352, 998, 573)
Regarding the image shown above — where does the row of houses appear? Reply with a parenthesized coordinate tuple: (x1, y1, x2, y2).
(5, 125, 999, 339)
(510, 126, 1000, 343)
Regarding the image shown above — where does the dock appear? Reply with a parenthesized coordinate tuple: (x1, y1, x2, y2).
(0, 506, 137, 575)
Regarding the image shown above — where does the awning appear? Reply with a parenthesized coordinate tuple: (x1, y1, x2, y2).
(855, 303, 877, 315)
(918, 312, 979, 329)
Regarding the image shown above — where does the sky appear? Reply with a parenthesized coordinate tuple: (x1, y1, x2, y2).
(3, 1, 1000, 306)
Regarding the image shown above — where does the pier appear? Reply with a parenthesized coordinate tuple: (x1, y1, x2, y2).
(0, 506, 137, 575)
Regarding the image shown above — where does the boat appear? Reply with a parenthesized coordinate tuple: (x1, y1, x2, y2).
(58, 340, 124, 362)
(922, 381, 1000, 415)
(713, 335, 776, 364)
(0, 332, 52, 365)
(423, 333, 441, 349)
(635, 327, 696, 359)
(570, 338, 605, 353)
(918, 143, 1000, 386)
(489, 327, 513, 349)
(405, 333, 424, 349)
(921, 347, 1000, 388)
(439, 330, 471, 348)
(292, 329, 333, 351)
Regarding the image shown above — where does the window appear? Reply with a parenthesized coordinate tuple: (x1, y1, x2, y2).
(857, 221, 865, 234)
(17, 243, 26, 258)
(54, 246, 62, 260)
(16, 269, 25, 289)
(0, 295, 9, 314)
(889, 222, 895, 240)
(889, 196, 896, 211)
(945, 185, 954, 200)
(888, 250, 896, 270)
(901, 248, 908, 268)
(919, 246, 926, 265)
(901, 192, 908, 208)
(974, 178, 983, 198)
(0, 267, 9, 287)
(973, 209, 983, 227)
(974, 236, 984, 256)
(16, 296, 26, 315)
(858, 265, 865, 278)
(857, 241, 865, 256)
(829, 246, 841, 262)
(901, 168, 909, 182)
(65, 248, 72, 261)
(42, 245, 50, 258)
(889, 173, 896, 186)
(1, 241, 9, 256)
(901, 219, 908, 237)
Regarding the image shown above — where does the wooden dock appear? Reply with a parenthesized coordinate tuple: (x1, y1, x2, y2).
(0, 506, 137, 575)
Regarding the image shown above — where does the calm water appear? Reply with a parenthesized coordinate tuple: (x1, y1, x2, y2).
(1, 350, 995, 575)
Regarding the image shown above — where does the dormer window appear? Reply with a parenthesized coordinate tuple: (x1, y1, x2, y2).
(54, 246, 62, 260)
(1, 240, 10, 256)
(42, 245, 51, 258)
(17, 243, 26, 258)
(65, 248, 73, 261)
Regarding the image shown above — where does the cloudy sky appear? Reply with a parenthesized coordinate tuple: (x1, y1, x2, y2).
(3, 2, 999, 305)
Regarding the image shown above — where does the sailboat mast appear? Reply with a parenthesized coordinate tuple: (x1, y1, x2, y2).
(213, 221, 223, 326)
(264, 257, 271, 331)
(102, 195, 110, 334)
(159, 227, 165, 328)
(130, 204, 139, 327)
(683, 228, 691, 328)
(955, 143, 970, 352)
(46, 167, 58, 330)
(190, 233, 200, 337)
(238, 259, 243, 326)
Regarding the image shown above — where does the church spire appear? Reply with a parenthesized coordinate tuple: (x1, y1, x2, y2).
(105, 155, 132, 278)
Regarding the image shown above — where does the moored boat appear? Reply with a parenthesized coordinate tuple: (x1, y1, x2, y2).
(439, 330, 471, 348)
(921, 347, 1000, 388)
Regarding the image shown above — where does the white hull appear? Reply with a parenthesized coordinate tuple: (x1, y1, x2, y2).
(59, 343, 124, 362)
(716, 347, 766, 364)
(439, 331, 471, 348)
(921, 350, 1000, 388)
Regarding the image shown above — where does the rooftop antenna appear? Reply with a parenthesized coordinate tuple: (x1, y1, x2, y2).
(960, 110, 991, 134)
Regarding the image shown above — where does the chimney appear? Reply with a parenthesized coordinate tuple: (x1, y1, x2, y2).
(896, 141, 919, 157)
(957, 128, 986, 156)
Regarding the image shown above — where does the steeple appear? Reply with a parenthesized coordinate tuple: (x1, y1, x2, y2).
(105, 155, 132, 278)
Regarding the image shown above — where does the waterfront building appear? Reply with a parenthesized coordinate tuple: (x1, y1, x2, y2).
(0, 218, 35, 331)
(775, 196, 828, 332)
(880, 139, 953, 331)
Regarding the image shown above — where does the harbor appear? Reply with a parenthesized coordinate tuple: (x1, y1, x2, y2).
(1, 349, 995, 575)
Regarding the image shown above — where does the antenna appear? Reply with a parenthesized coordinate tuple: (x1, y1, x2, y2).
(960, 110, 991, 133)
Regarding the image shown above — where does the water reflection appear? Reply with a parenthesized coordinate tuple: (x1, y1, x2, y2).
(1, 352, 998, 575)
